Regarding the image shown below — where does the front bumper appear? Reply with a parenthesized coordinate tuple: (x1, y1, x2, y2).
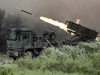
(7, 50, 18, 57)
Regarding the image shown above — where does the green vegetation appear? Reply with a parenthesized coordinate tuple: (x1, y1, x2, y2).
(0, 8, 5, 32)
(0, 8, 6, 52)
(0, 8, 24, 52)
(0, 59, 3, 62)
(0, 41, 100, 75)
(0, 65, 83, 75)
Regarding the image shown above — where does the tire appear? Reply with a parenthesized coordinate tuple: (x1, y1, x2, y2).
(34, 48, 43, 56)
(9, 56, 16, 60)
(24, 51, 34, 59)
(13, 57, 17, 60)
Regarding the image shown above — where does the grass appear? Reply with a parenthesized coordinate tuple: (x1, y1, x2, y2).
(0, 65, 83, 75)
(0, 59, 3, 62)
(0, 53, 9, 64)
(0, 54, 6, 63)
(1, 41, 100, 75)
(0, 53, 8, 59)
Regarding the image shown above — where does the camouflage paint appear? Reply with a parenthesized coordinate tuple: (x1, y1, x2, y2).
(6, 28, 50, 58)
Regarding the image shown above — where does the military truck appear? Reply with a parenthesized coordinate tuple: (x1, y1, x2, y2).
(6, 21, 98, 60)
(6, 28, 58, 60)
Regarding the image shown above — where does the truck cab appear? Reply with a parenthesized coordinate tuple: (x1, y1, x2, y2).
(6, 28, 45, 59)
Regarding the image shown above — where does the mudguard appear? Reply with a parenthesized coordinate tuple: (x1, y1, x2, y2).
(24, 46, 34, 52)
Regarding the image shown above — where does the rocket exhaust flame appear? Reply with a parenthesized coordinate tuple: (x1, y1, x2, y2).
(40, 16, 67, 31)
(96, 37, 100, 41)
(40, 16, 76, 36)
(76, 19, 81, 24)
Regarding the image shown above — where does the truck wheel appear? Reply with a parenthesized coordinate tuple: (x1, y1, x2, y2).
(24, 51, 34, 59)
(9, 56, 16, 60)
(34, 48, 43, 56)
(13, 57, 17, 60)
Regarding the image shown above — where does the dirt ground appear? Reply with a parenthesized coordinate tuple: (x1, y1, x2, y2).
(0, 52, 14, 66)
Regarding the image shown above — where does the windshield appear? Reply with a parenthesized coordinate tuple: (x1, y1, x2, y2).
(7, 31, 17, 40)
(18, 32, 31, 41)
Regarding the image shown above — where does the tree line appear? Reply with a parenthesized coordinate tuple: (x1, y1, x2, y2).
(0, 8, 23, 52)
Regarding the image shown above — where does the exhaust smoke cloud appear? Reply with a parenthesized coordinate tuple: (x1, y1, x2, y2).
(0, 0, 100, 41)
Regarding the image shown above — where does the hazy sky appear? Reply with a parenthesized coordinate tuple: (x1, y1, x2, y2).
(0, 0, 100, 40)
(0, 0, 99, 28)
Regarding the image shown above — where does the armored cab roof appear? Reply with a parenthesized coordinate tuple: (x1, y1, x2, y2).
(7, 28, 32, 32)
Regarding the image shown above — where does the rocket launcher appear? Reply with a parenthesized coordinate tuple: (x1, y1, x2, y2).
(65, 21, 98, 41)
